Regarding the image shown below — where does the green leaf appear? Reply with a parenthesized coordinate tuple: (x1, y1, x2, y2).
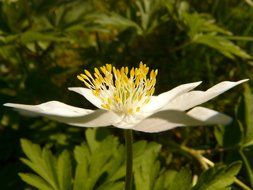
(91, 12, 143, 34)
(135, 0, 166, 34)
(242, 85, 253, 144)
(20, 139, 42, 162)
(133, 141, 192, 190)
(73, 145, 89, 190)
(176, 8, 251, 59)
(16, 132, 195, 190)
(96, 182, 125, 190)
(193, 34, 251, 59)
(134, 141, 162, 190)
(20, 158, 57, 189)
(42, 148, 60, 189)
(168, 167, 192, 190)
(57, 150, 72, 190)
(162, 170, 178, 189)
(73, 129, 125, 190)
(181, 12, 231, 38)
(214, 122, 243, 147)
(19, 173, 53, 190)
(20, 139, 59, 189)
(20, 31, 70, 43)
(192, 162, 242, 190)
(91, 0, 166, 36)
(20, 139, 73, 190)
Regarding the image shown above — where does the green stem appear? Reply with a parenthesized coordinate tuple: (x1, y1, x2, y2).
(124, 129, 133, 190)
(234, 178, 252, 190)
(180, 145, 209, 170)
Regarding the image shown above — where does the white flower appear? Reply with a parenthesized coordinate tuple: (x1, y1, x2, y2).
(4, 63, 248, 133)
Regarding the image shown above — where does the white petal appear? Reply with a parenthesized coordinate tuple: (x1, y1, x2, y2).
(141, 81, 202, 113)
(68, 87, 102, 109)
(63, 110, 121, 127)
(133, 106, 232, 133)
(4, 101, 92, 117)
(163, 79, 248, 111)
(187, 106, 232, 125)
(4, 101, 121, 127)
(112, 114, 145, 129)
(133, 110, 199, 132)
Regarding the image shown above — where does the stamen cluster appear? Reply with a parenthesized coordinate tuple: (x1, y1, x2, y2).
(77, 62, 158, 115)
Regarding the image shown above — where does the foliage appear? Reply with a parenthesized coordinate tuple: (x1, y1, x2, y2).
(1, 0, 253, 189)
(20, 129, 125, 190)
(192, 162, 242, 190)
(20, 129, 242, 190)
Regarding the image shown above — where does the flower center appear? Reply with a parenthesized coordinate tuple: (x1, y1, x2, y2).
(77, 62, 158, 115)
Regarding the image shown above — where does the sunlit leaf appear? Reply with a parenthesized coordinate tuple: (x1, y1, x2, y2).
(192, 162, 242, 190)
(134, 141, 161, 190)
(20, 139, 60, 190)
(57, 150, 72, 190)
(73, 129, 125, 190)
(168, 167, 192, 190)
(19, 173, 52, 190)
(193, 34, 250, 59)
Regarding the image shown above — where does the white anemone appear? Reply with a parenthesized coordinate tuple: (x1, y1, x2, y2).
(4, 63, 248, 133)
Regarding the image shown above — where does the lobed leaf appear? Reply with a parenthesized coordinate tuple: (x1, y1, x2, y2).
(192, 162, 242, 190)
(19, 173, 53, 190)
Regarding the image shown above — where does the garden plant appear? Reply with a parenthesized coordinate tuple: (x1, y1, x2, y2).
(1, 0, 253, 190)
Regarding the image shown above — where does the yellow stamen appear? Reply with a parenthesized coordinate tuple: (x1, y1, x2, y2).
(84, 70, 92, 78)
(77, 62, 157, 114)
(77, 75, 84, 82)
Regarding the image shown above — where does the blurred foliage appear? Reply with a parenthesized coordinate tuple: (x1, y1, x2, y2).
(1, 0, 253, 189)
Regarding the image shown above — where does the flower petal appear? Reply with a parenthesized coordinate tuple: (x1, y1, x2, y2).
(4, 101, 121, 127)
(133, 106, 232, 133)
(4, 101, 92, 116)
(112, 114, 145, 129)
(187, 106, 232, 125)
(141, 81, 202, 113)
(68, 87, 102, 109)
(62, 110, 121, 127)
(163, 79, 248, 111)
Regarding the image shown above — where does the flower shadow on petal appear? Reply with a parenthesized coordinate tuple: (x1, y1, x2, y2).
(47, 109, 121, 127)
(133, 109, 231, 133)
